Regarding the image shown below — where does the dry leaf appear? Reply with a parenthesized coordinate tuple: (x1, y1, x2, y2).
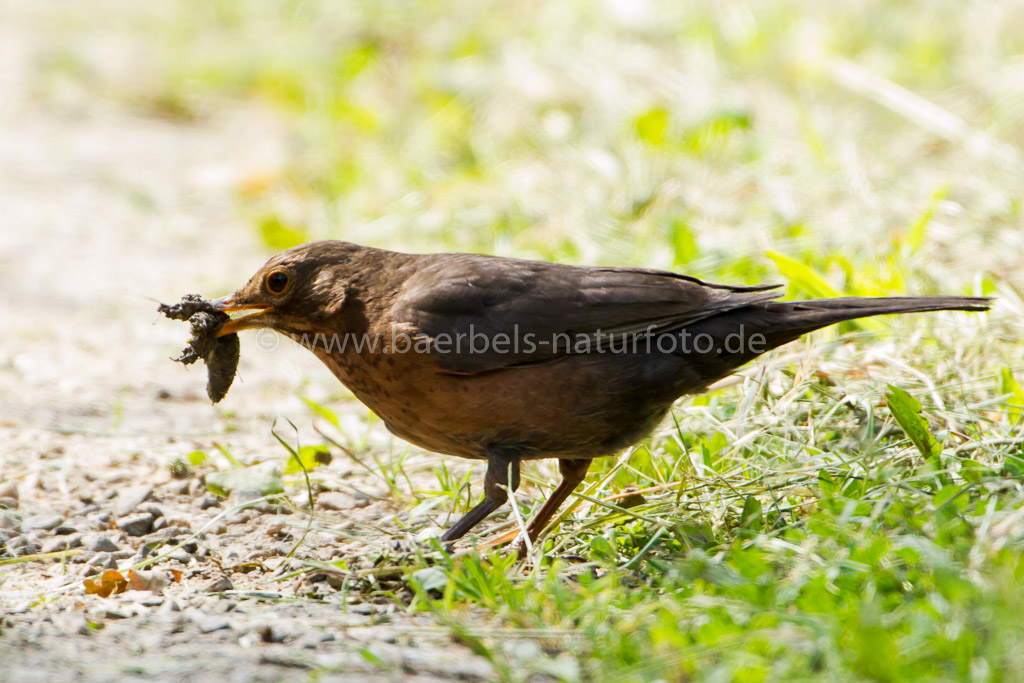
(84, 569, 128, 597)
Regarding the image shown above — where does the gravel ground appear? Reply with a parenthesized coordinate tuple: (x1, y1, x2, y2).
(0, 5, 494, 680)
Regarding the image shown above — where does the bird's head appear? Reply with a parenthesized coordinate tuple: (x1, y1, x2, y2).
(213, 241, 370, 337)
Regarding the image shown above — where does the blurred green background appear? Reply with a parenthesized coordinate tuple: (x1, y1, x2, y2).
(39, 0, 1024, 295)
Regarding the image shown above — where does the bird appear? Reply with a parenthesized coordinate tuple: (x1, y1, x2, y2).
(209, 240, 989, 550)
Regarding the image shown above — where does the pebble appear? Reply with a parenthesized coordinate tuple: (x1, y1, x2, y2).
(298, 631, 332, 649)
(53, 525, 79, 536)
(205, 577, 233, 592)
(117, 512, 155, 537)
(349, 603, 380, 615)
(7, 537, 40, 556)
(115, 485, 153, 516)
(137, 503, 165, 519)
(197, 617, 231, 634)
(100, 608, 130, 620)
(21, 515, 64, 533)
(199, 496, 221, 510)
(82, 533, 120, 553)
(146, 526, 193, 541)
(316, 492, 359, 511)
(0, 480, 18, 500)
(157, 599, 181, 615)
(87, 552, 117, 569)
(87, 510, 113, 526)
(228, 510, 258, 524)
(151, 516, 169, 533)
(167, 480, 191, 496)
(168, 549, 192, 564)
(41, 533, 82, 554)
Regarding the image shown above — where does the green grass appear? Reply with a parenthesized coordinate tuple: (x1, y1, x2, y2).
(42, 0, 1024, 678)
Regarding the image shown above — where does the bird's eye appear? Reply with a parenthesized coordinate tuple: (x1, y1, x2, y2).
(265, 270, 290, 295)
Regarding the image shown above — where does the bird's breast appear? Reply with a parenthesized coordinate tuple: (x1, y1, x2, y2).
(302, 340, 680, 462)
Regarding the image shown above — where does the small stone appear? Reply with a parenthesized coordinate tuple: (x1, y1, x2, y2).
(87, 510, 113, 526)
(198, 617, 231, 634)
(151, 517, 169, 533)
(117, 512, 155, 537)
(41, 534, 82, 554)
(298, 632, 326, 649)
(325, 574, 347, 590)
(205, 577, 233, 592)
(21, 515, 64, 533)
(316, 492, 358, 511)
(53, 525, 79, 536)
(199, 496, 221, 510)
(157, 599, 181, 615)
(137, 503, 165, 519)
(227, 510, 258, 524)
(168, 549, 192, 564)
(86, 552, 117, 569)
(115, 485, 153, 516)
(0, 480, 18, 500)
(101, 609, 130, 620)
(350, 603, 379, 615)
(145, 526, 192, 541)
(6, 537, 40, 557)
(82, 533, 120, 553)
(167, 480, 191, 496)
(8, 601, 32, 614)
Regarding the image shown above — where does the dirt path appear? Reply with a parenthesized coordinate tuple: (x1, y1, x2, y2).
(0, 5, 492, 680)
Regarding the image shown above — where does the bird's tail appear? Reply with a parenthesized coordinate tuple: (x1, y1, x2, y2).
(671, 295, 990, 390)
(755, 295, 991, 347)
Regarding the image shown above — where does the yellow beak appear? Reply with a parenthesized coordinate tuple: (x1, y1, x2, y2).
(212, 295, 273, 336)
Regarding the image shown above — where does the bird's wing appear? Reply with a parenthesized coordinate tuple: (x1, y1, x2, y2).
(391, 254, 782, 373)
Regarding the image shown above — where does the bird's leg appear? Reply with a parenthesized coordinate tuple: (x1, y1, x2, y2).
(513, 458, 591, 557)
(441, 448, 520, 542)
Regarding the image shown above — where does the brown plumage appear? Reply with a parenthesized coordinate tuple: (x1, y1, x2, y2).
(211, 240, 989, 548)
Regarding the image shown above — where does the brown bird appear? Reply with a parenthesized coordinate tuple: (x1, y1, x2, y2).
(211, 241, 988, 548)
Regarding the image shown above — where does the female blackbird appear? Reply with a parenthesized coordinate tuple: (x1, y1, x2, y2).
(211, 241, 989, 547)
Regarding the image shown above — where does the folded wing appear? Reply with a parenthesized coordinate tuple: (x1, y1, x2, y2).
(391, 253, 781, 373)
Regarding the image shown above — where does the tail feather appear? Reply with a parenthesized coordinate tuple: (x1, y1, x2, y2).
(759, 295, 990, 344)
(675, 295, 990, 387)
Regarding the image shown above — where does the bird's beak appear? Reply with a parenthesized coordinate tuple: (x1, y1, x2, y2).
(212, 295, 273, 336)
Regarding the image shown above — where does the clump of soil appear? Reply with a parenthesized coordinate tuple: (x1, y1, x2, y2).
(159, 294, 240, 403)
